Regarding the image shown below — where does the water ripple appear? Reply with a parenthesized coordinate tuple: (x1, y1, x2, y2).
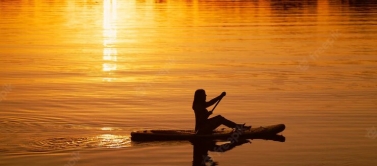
(22, 135, 131, 152)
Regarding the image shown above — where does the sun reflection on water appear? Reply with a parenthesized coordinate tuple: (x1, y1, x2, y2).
(97, 134, 131, 148)
(103, 0, 117, 81)
(100, 127, 113, 131)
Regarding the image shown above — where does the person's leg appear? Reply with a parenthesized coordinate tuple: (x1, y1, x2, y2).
(198, 115, 237, 134)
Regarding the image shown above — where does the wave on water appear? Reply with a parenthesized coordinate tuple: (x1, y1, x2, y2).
(21, 135, 132, 152)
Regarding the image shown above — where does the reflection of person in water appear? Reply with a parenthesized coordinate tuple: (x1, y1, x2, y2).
(191, 138, 251, 166)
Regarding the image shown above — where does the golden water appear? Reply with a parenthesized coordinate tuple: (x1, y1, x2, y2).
(1, 0, 377, 165)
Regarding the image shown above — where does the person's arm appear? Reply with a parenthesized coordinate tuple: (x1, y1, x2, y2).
(194, 104, 212, 119)
(204, 110, 212, 119)
(205, 92, 226, 108)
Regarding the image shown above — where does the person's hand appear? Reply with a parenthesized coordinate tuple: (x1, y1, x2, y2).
(220, 91, 226, 97)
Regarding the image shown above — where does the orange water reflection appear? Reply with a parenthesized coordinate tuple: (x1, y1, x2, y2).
(97, 134, 131, 148)
(103, 0, 118, 82)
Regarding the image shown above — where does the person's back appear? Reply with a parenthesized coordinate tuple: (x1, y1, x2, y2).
(192, 89, 210, 131)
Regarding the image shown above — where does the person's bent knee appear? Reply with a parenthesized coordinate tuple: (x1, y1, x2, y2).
(214, 115, 224, 119)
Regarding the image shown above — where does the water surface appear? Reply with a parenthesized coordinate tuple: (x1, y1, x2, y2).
(1, 0, 377, 165)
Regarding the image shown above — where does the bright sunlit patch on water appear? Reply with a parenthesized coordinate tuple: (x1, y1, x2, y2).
(103, 50, 117, 61)
(102, 0, 118, 78)
(101, 127, 113, 131)
(97, 134, 131, 148)
(22, 134, 132, 152)
(103, 0, 117, 46)
(102, 63, 117, 71)
(102, 77, 117, 82)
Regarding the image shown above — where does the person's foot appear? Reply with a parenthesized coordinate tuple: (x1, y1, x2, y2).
(243, 125, 251, 130)
(235, 123, 252, 131)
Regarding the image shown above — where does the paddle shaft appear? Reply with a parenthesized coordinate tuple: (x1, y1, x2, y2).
(211, 96, 223, 112)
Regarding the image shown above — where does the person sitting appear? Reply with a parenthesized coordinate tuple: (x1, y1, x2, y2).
(192, 89, 251, 134)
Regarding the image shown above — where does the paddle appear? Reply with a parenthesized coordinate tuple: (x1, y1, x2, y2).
(211, 95, 224, 112)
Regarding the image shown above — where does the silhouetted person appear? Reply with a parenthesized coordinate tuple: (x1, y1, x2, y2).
(191, 138, 251, 166)
(192, 89, 251, 134)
